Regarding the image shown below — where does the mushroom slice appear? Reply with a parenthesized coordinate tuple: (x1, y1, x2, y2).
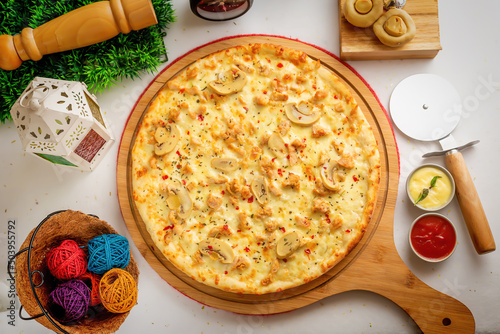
(268, 133, 288, 158)
(285, 102, 321, 126)
(209, 69, 247, 95)
(276, 231, 303, 259)
(251, 176, 269, 205)
(211, 157, 239, 172)
(166, 180, 192, 219)
(154, 124, 180, 156)
(199, 238, 235, 264)
(320, 161, 346, 192)
(295, 101, 316, 116)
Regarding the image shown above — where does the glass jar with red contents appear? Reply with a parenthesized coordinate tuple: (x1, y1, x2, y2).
(409, 213, 457, 262)
(190, 0, 253, 21)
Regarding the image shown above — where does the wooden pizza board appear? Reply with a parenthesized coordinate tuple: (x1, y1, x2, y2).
(339, 0, 442, 60)
(117, 35, 474, 333)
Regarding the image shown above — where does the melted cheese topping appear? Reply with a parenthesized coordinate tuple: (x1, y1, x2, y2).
(131, 44, 380, 294)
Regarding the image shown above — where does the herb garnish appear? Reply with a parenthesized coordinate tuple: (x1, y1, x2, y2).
(414, 176, 441, 206)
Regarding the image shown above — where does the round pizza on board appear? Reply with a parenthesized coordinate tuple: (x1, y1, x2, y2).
(131, 43, 380, 294)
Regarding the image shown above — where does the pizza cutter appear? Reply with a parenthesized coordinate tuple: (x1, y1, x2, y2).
(390, 73, 496, 254)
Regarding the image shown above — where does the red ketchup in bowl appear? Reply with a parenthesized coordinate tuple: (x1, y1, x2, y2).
(410, 214, 457, 262)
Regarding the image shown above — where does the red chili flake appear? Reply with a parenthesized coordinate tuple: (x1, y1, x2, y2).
(182, 179, 187, 185)
(266, 58, 271, 63)
(345, 229, 351, 233)
(163, 225, 174, 231)
(280, 227, 286, 233)
(312, 85, 317, 90)
(197, 114, 204, 121)
(286, 154, 290, 160)
(162, 175, 169, 180)
(263, 90, 268, 94)
(176, 164, 181, 169)
(186, 230, 190, 232)
(176, 150, 181, 156)
(180, 88, 185, 94)
(353, 175, 359, 182)
(305, 249, 311, 254)
(334, 95, 338, 99)
(208, 245, 213, 250)
(224, 271, 228, 275)
(244, 247, 250, 252)
(277, 63, 283, 68)
(257, 242, 261, 246)
(247, 196, 254, 203)
(235, 206, 239, 210)
(338, 131, 342, 135)
(311, 235, 315, 239)
(272, 157, 276, 162)
(223, 225, 230, 231)
(237, 229, 242, 233)
(187, 131, 190, 135)
(284, 143, 289, 147)
(243, 106, 249, 111)
(221, 190, 225, 195)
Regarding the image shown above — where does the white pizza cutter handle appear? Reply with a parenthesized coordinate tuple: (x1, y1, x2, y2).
(445, 150, 496, 254)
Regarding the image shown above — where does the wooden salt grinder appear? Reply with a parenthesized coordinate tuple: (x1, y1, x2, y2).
(0, 0, 158, 71)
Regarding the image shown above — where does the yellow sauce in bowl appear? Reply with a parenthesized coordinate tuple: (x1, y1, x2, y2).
(407, 165, 454, 210)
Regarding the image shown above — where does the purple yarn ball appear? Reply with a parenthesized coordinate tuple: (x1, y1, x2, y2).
(48, 279, 90, 323)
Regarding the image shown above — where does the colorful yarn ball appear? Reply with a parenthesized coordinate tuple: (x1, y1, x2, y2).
(46, 239, 87, 280)
(87, 234, 130, 275)
(99, 268, 137, 314)
(48, 279, 90, 323)
(78, 271, 102, 306)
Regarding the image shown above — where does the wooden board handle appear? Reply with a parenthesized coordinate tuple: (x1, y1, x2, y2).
(445, 151, 495, 254)
(0, 0, 157, 71)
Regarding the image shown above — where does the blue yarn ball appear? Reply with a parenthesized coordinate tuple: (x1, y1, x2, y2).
(87, 234, 130, 274)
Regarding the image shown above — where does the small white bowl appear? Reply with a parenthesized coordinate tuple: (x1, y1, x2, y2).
(409, 213, 457, 262)
(406, 163, 455, 211)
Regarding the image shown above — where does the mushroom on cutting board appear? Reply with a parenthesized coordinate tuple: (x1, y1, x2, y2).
(373, 8, 416, 47)
(209, 69, 247, 95)
(199, 238, 235, 264)
(284, 102, 321, 126)
(344, 0, 384, 28)
(154, 124, 180, 156)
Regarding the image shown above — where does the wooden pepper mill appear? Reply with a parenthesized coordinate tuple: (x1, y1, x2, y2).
(0, 0, 158, 71)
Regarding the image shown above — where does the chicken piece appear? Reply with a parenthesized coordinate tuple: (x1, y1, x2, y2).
(231, 256, 250, 271)
(311, 124, 330, 138)
(268, 181, 283, 197)
(312, 198, 330, 214)
(208, 225, 233, 238)
(282, 172, 300, 190)
(255, 206, 273, 220)
(207, 193, 223, 210)
(337, 153, 355, 169)
(277, 119, 291, 136)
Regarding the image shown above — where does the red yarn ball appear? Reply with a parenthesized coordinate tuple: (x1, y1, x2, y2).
(46, 240, 87, 280)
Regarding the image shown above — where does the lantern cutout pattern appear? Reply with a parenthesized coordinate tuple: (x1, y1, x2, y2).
(10, 77, 114, 171)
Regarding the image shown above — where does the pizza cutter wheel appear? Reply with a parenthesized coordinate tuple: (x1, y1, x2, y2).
(390, 74, 495, 254)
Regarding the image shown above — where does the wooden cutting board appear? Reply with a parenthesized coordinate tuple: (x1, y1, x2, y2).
(117, 35, 474, 333)
(339, 0, 442, 60)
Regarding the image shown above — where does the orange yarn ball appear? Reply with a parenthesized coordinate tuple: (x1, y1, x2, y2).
(98, 268, 137, 313)
(78, 271, 102, 306)
(46, 240, 87, 280)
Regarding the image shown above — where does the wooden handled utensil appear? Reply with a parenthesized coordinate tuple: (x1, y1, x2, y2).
(390, 74, 495, 254)
(0, 0, 158, 71)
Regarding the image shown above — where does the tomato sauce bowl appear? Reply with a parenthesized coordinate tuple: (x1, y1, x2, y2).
(409, 213, 457, 262)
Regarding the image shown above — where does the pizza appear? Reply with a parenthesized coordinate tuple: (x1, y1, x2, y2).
(131, 43, 380, 294)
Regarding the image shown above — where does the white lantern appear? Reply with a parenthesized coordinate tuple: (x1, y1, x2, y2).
(10, 77, 114, 171)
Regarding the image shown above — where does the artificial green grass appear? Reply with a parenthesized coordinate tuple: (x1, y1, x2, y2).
(0, 0, 175, 123)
